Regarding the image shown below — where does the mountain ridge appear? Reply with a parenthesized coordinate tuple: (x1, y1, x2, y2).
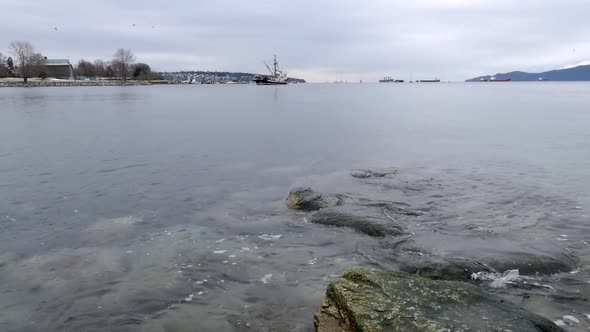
(466, 64, 590, 82)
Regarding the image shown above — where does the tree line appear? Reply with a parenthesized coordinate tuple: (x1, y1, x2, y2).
(0, 40, 161, 82)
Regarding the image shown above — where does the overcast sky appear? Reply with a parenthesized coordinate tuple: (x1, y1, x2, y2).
(1, 0, 589, 82)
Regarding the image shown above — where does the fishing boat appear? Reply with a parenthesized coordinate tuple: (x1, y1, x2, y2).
(253, 55, 288, 85)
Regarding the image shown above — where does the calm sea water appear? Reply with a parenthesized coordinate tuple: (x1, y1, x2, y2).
(0, 83, 589, 331)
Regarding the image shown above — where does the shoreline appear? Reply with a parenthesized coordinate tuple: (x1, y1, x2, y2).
(0, 80, 167, 88)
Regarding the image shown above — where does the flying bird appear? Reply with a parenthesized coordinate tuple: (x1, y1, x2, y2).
(54, 27, 58, 30)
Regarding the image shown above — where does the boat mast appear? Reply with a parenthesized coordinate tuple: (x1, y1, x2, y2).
(273, 55, 278, 77)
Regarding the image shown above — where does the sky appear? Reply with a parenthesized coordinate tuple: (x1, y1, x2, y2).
(0, 0, 589, 82)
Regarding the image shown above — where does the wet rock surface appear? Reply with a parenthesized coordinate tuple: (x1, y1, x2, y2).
(398, 254, 578, 283)
(350, 169, 397, 179)
(480, 253, 577, 276)
(285, 187, 329, 211)
(398, 256, 494, 281)
(315, 268, 566, 332)
(286, 186, 420, 238)
(309, 207, 405, 237)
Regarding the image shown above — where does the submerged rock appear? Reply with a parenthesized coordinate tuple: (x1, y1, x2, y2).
(480, 253, 576, 275)
(314, 268, 565, 332)
(308, 207, 404, 237)
(351, 169, 396, 179)
(285, 187, 328, 211)
(398, 256, 493, 281)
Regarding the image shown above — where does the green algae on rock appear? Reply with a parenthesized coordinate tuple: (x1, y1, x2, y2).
(314, 268, 565, 332)
(285, 187, 329, 211)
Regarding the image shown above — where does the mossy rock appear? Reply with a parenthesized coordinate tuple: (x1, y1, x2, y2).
(285, 187, 328, 211)
(315, 268, 564, 332)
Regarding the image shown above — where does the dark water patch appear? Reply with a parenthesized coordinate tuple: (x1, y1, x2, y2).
(97, 163, 150, 173)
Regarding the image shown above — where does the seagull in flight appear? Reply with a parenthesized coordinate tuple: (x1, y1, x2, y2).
(54, 27, 58, 30)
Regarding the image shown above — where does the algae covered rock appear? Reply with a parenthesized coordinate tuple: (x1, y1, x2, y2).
(314, 268, 564, 332)
(308, 207, 404, 237)
(285, 187, 328, 211)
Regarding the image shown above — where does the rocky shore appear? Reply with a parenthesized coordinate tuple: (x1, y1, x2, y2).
(0, 80, 160, 88)
(285, 169, 580, 331)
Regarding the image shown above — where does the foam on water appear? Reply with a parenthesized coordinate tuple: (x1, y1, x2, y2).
(471, 269, 520, 288)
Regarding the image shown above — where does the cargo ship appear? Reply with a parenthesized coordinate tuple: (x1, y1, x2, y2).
(417, 78, 441, 83)
(480, 77, 512, 82)
(379, 77, 404, 83)
(489, 77, 512, 82)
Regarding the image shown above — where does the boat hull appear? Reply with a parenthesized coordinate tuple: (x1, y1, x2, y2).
(253, 79, 288, 85)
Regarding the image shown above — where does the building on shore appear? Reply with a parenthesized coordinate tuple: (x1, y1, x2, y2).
(43, 59, 75, 79)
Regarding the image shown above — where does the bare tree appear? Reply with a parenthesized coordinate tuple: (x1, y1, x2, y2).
(113, 48, 136, 81)
(9, 40, 37, 83)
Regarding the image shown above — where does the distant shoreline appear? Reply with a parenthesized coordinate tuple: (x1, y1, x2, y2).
(0, 79, 167, 88)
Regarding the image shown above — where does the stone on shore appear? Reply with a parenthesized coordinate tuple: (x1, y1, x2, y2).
(308, 207, 404, 237)
(314, 268, 565, 332)
(285, 187, 328, 211)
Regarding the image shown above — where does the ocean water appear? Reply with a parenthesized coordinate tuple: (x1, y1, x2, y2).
(0, 83, 589, 331)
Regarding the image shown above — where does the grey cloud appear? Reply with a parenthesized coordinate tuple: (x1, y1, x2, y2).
(1, 0, 588, 81)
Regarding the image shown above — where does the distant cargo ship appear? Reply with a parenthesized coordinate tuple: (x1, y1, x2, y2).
(480, 77, 512, 82)
(417, 78, 441, 83)
(379, 77, 404, 83)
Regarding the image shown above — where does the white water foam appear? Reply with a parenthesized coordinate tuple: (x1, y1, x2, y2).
(258, 234, 283, 240)
(471, 269, 520, 288)
(563, 315, 579, 324)
(260, 273, 273, 284)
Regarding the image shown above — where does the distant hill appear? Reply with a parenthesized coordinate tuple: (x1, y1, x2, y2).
(466, 64, 590, 82)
